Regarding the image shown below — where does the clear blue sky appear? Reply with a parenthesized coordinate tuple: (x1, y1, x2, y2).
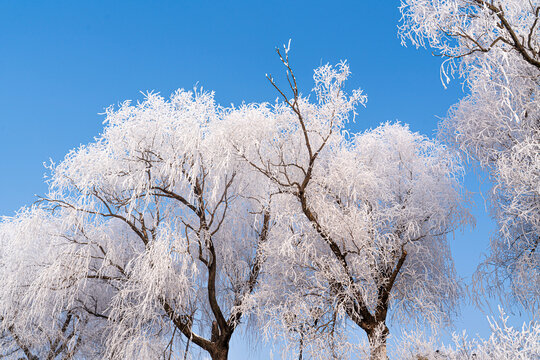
(0, 0, 530, 358)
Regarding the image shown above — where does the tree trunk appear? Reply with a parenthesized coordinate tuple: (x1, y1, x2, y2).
(210, 347, 229, 360)
(367, 323, 389, 360)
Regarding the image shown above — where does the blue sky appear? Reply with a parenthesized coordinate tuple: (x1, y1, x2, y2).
(0, 0, 531, 357)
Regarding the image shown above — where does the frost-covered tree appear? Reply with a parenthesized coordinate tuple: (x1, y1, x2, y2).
(400, 0, 540, 309)
(227, 49, 471, 360)
(393, 308, 540, 360)
(2, 90, 273, 360)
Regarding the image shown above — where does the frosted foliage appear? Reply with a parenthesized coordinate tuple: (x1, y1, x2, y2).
(343, 125, 466, 321)
(393, 309, 540, 360)
(106, 232, 197, 359)
(0, 207, 107, 359)
(400, 0, 540, 309)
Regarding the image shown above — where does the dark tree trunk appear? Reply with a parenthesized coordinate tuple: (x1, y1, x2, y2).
(210, 346, 229, 360)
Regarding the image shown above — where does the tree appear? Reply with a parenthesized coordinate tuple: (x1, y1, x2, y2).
(1, 90, 273, 360)
(393, 308, 540, 359)
(399, 0, 540, 309)
(228, 49, 471, 360)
